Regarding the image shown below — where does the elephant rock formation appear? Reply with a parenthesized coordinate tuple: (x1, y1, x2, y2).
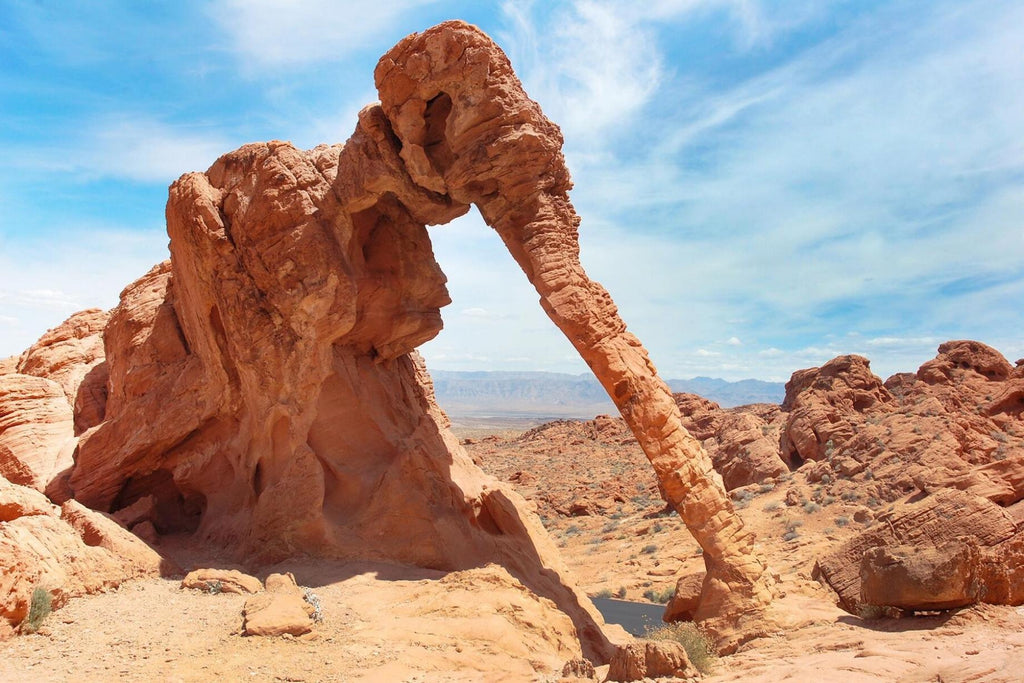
(0, 21, 773, 653)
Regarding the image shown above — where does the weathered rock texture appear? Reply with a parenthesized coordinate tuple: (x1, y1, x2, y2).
(607, 640, 694, 682)
(780, 342, 1024, 507)
(0, 309, 108, 502)
(375, 22, 774, 648)
(181, 568, 263, 595)
(814, 489, 1024, 613)
(0, 21, 773, 655)
(674, 394, 788, 490)
(241, 572, 315, 637)
(0, 475, 170, 632)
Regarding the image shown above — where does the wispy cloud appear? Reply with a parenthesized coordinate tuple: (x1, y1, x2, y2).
(79, 118, 232, 182)
(208, 0, 440, 69)
(0, 226, 168, 357)
(554, 0, 1024, 379)
(5, 116, 232, 184)
(500, 1, 663, 145)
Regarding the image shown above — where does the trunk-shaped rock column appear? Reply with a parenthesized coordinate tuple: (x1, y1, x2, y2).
(376, 21, 775, 649)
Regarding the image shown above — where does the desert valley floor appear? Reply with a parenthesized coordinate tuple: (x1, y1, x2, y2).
(3, 405, 1024, 682)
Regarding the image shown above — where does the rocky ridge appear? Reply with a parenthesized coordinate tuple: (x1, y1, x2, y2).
(466, 340, 1024, 621)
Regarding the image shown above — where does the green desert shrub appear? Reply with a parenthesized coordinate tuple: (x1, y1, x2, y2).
(22, 588, 52, 633)
(642, 587, 675, 604)
(644, 622, 717, 674)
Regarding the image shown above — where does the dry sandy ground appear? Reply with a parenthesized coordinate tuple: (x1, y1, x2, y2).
(3, 566, 1023, 682)
(4, 418, 1024, 682)
(0, 557, 585, 683)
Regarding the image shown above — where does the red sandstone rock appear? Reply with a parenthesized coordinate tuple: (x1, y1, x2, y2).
(0, 20, 777, 659)
(860, 538, 983, 610)
(242, 572, 313, 637)
(26, 23, 628, 662)
(15, 309, 108, 409)
(59, 500, 174, 576)
(0, 373, 75, 496)
(0, 476, 54, 521)
(814, 489, 1020, 613)
(0, 475, 169, 631)
(607, 640, 693, 681)
(675, 394, 787, 490)
(376, 22, 774, 649)
(781, 355, 893, 467)
(182, 569, 262, 595)
(774, 342, 1023, 512)
(663, 572, 705, 623)
(111, 494, 156, 530)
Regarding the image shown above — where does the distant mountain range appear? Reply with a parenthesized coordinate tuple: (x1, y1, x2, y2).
(429, 370, 785, 418)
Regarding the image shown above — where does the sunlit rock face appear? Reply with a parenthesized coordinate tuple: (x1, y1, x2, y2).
(2, 20, 780, 657)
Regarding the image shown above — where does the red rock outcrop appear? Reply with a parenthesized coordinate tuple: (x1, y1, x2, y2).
(813, 489, 1024, 613)
(859, 538, 983, 611)
(778, 341, 1023, 509)
(0, 310, 109, 501)
(780, 354, 894, 468)
(3, 21, 773, 655)
(0, 374, 74, 496)
(0, 475, 169, 632)
(607, 640, 694, 681)
(14, 308, 107, 412)
(674, 394, 788, 490)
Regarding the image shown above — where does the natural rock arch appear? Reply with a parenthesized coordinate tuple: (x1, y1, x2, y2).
(376, 21, 775, 646)
(49, 21, 772, 655)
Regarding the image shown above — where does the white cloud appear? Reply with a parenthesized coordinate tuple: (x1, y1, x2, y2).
(0, 226, 168, 358)
(10, 117, 232, 184)
(726, 336, 742, 346)
(500, 1, 663, 144)
(83, 118, 231, 182)
(208, 0, 439, 69)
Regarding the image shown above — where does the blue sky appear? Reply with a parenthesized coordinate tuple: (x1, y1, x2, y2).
(1, 0, 1022, 382)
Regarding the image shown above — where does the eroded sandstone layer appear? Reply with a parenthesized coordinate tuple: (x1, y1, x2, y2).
(0, 21, 772, 652)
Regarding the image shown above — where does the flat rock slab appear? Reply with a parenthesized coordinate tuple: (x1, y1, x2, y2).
(181, 568, 263, 595)
(242, 572, 313, 637)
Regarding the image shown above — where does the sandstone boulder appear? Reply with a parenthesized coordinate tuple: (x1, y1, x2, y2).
(607, 640, 693, 681)
(860, 538, 982, 611)
(663, 572, 705, 623)
(815, 489, 1021, 613)
(242, 572, 313, 637)
(675, 393, 787, 489)
(781, 355, 892, 467)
